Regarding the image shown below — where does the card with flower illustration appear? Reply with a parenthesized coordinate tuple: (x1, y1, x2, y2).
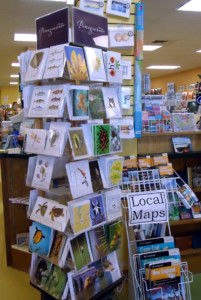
(28, 86, 51, 118)
(65, 160, 93, 199)
(99, 155, 124, 188)
(93, 124, 111, 155)
(106, 51, 122, 83)
(79, 0, 104, 15)
(89, 88, 106, 119)
(65, 45, 89, 81)
(89, 194, 106, 227)
(106, 0, 131, 18)
(68, 127, 90, 160)
(102, 87, 122, 118)
(110, 125, 122, 153)
(68, 199, 91, 234)
(24, 48, 49, 83)
(68, 85, 89, 120)
(31, 155, 55, 190)
(108, 25, 134, 48)
(84, 47, 106, 82)
(25, 128, 47, 154)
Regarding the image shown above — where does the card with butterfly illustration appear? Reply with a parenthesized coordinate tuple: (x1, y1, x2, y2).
(25, 128, 47, 154)
(84, 47, 106, 82)
(106, 51, 122, 83)
(68, 85, 89, 120)
(68, 127, 90, 160)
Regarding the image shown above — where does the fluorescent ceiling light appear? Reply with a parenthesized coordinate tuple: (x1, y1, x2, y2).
(10, 82, 18, 85)
(11, 63, 20, 67)
(14, 33, 36, 42)
(43, 0, 66, 1)
(147, 65, 181, 70)
(143, 45, 162, 51)
(10, 74, 19, 78)
(196, 49, 201, 52)
(177, 0, 201, 12)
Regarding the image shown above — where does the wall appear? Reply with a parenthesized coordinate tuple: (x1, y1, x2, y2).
(0, 85, 19, 105)
(150, 66, 201, 94)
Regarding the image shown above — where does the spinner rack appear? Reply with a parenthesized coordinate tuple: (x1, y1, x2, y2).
(120, 168, 194, 300)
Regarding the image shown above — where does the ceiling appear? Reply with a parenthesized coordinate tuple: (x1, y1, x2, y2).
(1, 0, 201, 86)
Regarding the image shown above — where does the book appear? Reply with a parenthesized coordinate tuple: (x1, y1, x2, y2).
(88, 226, 109, 260)
(93, 124, 111, 155)
(178, 205, 193, 220)
(136, 237, 175, 254)
(103, 188, 122, 221)
(65, 45, 89, 81)
(68, 85, 89, 120)
(25, 128, 47, 154)
(192, 203, 201, 218)
(89, 88, 106, 119)
(172, 137, 192, 153)
(68, 199, 91, 234)
(89, 194, 106, 226)
(84, 47, 106, 82)
(30, 196, 69, 232)
(106, 0, 131, 18)
(102, 87, 122, 118)
(70, 232, 92, 270)
(134, 224, 167, 241)
(108, 25, 134, 48)
(105, 51, 122, 83)
(79, 0, 104, 15)
(71, 7, 108, 49)
(68, 127, 90, 160)
(29, 222, 54, 256)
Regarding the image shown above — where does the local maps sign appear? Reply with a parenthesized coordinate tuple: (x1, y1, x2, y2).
(127, 190, 168, 226)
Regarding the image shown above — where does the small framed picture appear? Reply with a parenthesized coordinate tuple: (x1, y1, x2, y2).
(106, 0, 131, 18)
(108, 25, 134, 48)
(79, 0, 104, 15)
(121, 59, 132, 80)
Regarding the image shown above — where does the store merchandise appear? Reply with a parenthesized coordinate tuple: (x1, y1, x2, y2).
(108, 25, 134, 48)
(68, 199, 91, 235)
(105, 51, 123, 83)
(84, 47, 106, 82)
(106, 0, 131, 18)
(79, 0, 104, 15)
(67, 85, 89, 120)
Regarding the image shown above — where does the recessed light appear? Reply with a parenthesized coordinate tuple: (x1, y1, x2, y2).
(10, 82, 18, 85)
(177, 0, 201, 12)
(147, 65, 181, 70)
(10, 74, 19, 78)
(143, 45, 162, 51)
(196, 49, 201, 52)
(14, 33, 36, 42)
(11, 63, 20, 67)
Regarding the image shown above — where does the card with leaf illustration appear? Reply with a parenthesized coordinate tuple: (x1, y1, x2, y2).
(88, 226, 109, 261)
(68, 85, 89, 120)
(89, 88, 106, 119)
(65, 45, 89, 81)
(69, 199, 91, 234)
(68, 127, 89, 160)
(25, 129, 47, 154)
(106, 51, 122, 83)
(28, 86, 51, 118)
(102, 87, 122, 118)
(110, 125, 122, 153)
(84, 47, 106, 82)
(89, 194, 106, 226)
(89, 160, 103, 192)
(93, 124, 111, 155)
(70, 232, 92, 270)
(79, 0, 104, 15)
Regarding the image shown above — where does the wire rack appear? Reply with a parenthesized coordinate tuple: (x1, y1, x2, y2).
(142, 118, 173, 133)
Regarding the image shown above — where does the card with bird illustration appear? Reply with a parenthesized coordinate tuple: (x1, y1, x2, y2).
(89, 194, 106, 227)
(84, 47, 106, 82)
(68, 127, 89, 160)
(69, 85, 89, 120)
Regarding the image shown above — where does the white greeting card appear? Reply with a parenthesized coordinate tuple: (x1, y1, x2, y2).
(121, 60, 132, 80)
(31, 196, 69, 232)
(45, 122, 71, 157)
(106, 51, 122, 83)
(108, 25, 134, 48)
(45, 84, 68, 118)
(22, 85, 34, 117)
(26, 156, 37, 186)
(27, 189, 39, 218)
(102, 87, 122, 118)
(111, 117, 134, 139)
(31, 155, 55, 190)
(121, 87, 131, 109)
(99, 155, 124, 188)
(102, 188, 122, 221)
(106, 0, 131, 19)
(66, 160, 93, 199)
(79, 0, 104, 15)
(84, 47, 106, 82)
(25, 129, 47, 154)
(24, 48, 49, 83)
(28, 86, 51, 118)
(43, 44, 68, 80)
(67, 85, 89, 120)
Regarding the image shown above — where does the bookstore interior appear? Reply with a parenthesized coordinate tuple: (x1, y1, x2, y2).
(2, 0, 201, 299)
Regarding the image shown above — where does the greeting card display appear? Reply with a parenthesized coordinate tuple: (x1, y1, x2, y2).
(89, 88, 106, 119)
(102, 87, 122, 118)
(65, 46, 89, 81)
(25, 129, 47, 154)
(36, 7, 69, 50)
(31, 155, 55, 190)
(68, 85, 89, 120)
(68, 199, 91, 234)
(79, 0, 104, 15)
(106, 51, 122, 83)
(106, 0, 131, 18)
(28, 86, 50, 118)
(89, 194, 106, 227)
(93, 124, 111, 155)
(66, 160, 93, 199)
(30, 196, 69, 232)
(84, 47, 106, 82)
(43, 44, 68, 80)
(71, 7, 108, 49)
(108, 25, 134, 48)
(24, 49, 49, 83)
(68, 127, 90, 160)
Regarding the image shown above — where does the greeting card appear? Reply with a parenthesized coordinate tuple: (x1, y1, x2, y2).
(105, 220, 123, 252)
(68, 199, 91, 234)
(106, 51, 122, 83)
(106, 0, 131, 18)
(25, 129, 47, 154)
(89, 194, 106, 227)
(31, 155, 55, 190)
(110, 117, 134, 139)
(49, 231, 67, 265)
(24, 49, 49, 82)
(68, 85, 89, 120)
(70, 233, 92, 270)
(65, 46, 88, 81)
(45, 84, 68, 118)
(89, 88, 106, 119)
(93, 124, 111, 155)
(88, 226, 109, 261)
(72, 7, 108, 49)
(84, 47, 106, 82)
(110, 125, 122, 153)
(79, 0, 104, 15)
(121, 60, 132, 80)
(28, 86, 51, 118)
(108, 25, 134, 48)
(102, 188, 122, 221)
(89, 160, 103, 192)
(68, 127, 89, 160)
(121, 87, 131, 109)
(102, 87, 122, 118)
(99, 155, 124, 188)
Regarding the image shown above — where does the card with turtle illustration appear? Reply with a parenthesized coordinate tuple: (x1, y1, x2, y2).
(68, 127, 90, 160)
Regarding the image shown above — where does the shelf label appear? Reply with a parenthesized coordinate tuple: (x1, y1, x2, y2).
(127, 189, 168, 226)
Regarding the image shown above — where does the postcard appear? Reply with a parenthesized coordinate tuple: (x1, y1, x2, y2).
(70, 233, 92, 270)
(108, 25, 134, 48)
(65, 45, 88, 80)
(106, 51, 122, 83)
(106, 0, 131, 18)
(45, 84, 68, 118)
(28, 85, 51, 118)
(121, 60, 132, 80)
(25, 129, 47, 155)
(68, 199, 91, 234)
(84, 47, 106, 82)
(103, 188, 122, 221)
(89, 88, 106, 119)
(121, 87, 131, 109)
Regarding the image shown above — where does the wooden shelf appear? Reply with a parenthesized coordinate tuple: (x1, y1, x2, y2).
(192, 187, 201, 192)
(11, 244, 29, 254)
(170, 218, 201, 226)
(181, 248, 201, 256)
(142, 131, 201, 137)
